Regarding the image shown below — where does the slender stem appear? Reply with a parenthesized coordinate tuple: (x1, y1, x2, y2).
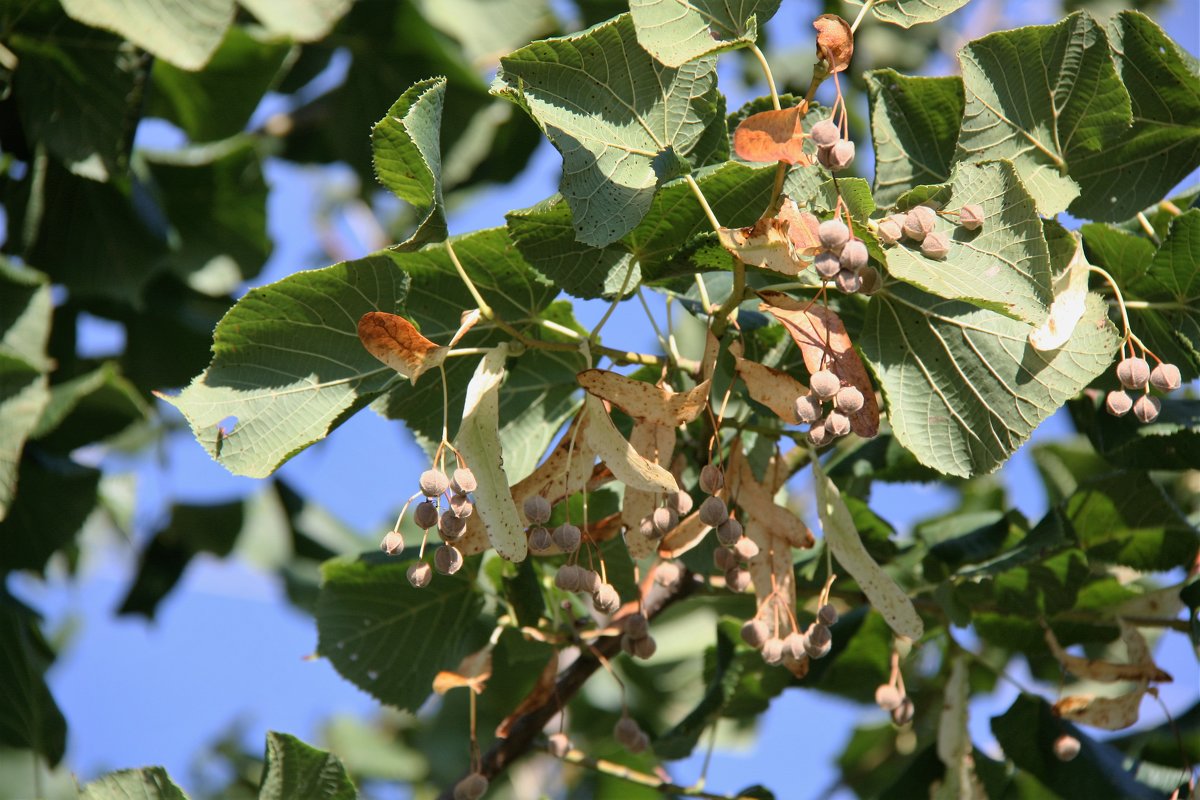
(444, 237, 494, 320)
(747, 43, 780, 111)
(537, 318, 584, 339)
(850, 0, 876, 33)
(556, 748, 754, 799)
(694, 273, 714, 313)
(636, 287, 673, 364)
(710, 256, 747, 338)
(1136, 211, 1162, 245)
(1111, 299, 1195, 312)
(590, 258, 638, 341)
(767, 161, 789, 215)
(439, 364, 451, 446)
(1088, 265, 1132, 340)
(684, 173, 722, 234)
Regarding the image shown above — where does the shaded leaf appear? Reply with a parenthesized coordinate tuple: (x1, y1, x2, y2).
(259, 731, 356, 800)
(0, 450, 101, 573)
(0, 264, 51, 523)
(1029, 235, 1090, 351)
(0, 597, 67, 767)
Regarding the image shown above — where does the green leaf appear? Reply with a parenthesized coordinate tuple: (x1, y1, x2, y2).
(146, 26, 292, 143)
(865, 69, 964, 208)
(316, 556, 489, 712)
(991, 695, 1161, 800)
(420, 0, 557, 68)
(0, 597, 66, 767)
(1069, 396, 1200, 472)
(239, 0, 354, 41)
(60, 0, 233, 71)
(1081, 222, 1155, 287)
(1066, 472, 1199, 571)
(654, 619, 742, 759)
(862, 285, 1120, 477)
(81, 767, 189, 800)
(32, 362, 149, 453)
(164, 253, 410, 478)
(888, 161, 1052, 324)
(0, 450, 101, 573)
(258, 731, 356, 800)
(1070, 12, 1200, 222)
(493, 13, 721, 246)
(956, 12, 1133, 215)
(9, 22, 143, 181)
(0, 264, 51, 523)
(628, 0, 781, 67)
(846, 0, 970, 28)
(372, 78, 448, 249)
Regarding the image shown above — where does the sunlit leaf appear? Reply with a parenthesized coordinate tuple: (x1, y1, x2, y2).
(629, 0, 781, 67)
(372, 77, 448, 249)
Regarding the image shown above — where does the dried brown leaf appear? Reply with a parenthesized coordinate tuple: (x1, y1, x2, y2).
(577, 369, 709, 427)
(582, 394, 678, 494)
(759, 292, 880, 438)
(813, 14, 853, 73)
(657, 509, 708, 557)
(357, 311, 447, 384)
(1050, 621, 1166, 731)
(731, 341, 806, 425)
(1044, 623, 1172, 683)
(433, 647, 493, 695)
(733, 105, 810, 165)
(776, 198, 823, 255)
(717, 198, 823, 275)
(448, 308, 483, 348)
(729, 446, 812, 549)
(1053, 690, 1145, 731)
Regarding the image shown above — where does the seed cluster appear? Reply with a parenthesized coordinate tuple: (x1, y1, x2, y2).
(873, 672, 914, 725)
(613, 713, 650, 753)
(621, 611, 657, 659)
(813, 218, 880, 296)
(1105, 355, 1181, 424)
(453, 772, 488, 800)
(695, 464, 757, 592)
(876, 203, 982, 261)
(743, 603, 839, 671)
(380, 466, 478, 588)
(795, 369, 865, 447)
(811, 118, 854, 172)
(640, 490, 692, 541)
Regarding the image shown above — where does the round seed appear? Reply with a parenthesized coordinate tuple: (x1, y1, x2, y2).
(655, 561, 682, 588)
(903, 205, 937, 242)
(413, 500, 439, 530)
(379, 530, 404, 556)
(814, 251, 842, 278)
(761, 637, 785, 665)
(450, 467, 477, 495)
(652, 506, 679, 536)
(874, 684, 902, 711)
(840, 239, 868, 271)
(528, 526, 553, 553)
(819, 219, 850, 252)
(1053, 734, 1081, 762)
(713, 546, 737, 571)
(548, 732, 571, 758)
(1133, 393, 1161, 423)
(1115, 357, 1150, 389)
(699, 464, 724, 494)
(876, 214, 906, 246)
(834, 269, 862, 294)
(419, 469, 450, 497)
(733, 537, 759, 561)
(554, 564, 581, 591)
(522, 494, 552, 525)
(1105, 389, 1132, 417)
(699, 496, 729, 527)
(407, 561, 432, 588)
(828, 139, 855, 171)
(1149, 362, 1181, 392)
(434, 544, 463, 575)
(453, 772, 488, 800)
(959, 203, 984, 231)
(817, 603, 839, 626)
(741, 619, 770, 649)
(783, 631, 807, 661)
(891, 696, 915, 726)
(810, 369, 841, 400)
(449, 493, 474, 519)
(807, 419, 831, 447)
(725, 566, 751, 592)
(715, 517, 743, 546)
(826, 411, 851, 438)
(794, 393, 822, 423)
(810, 118, 840, 147)
(593, 583, 620, 614)
(439, 510, 466, 541)
(667, 490, 694, 515)
(625, 612, 650, 639)
(631, 634, 657, 659)
(805, 623, 832, 659)
(920, 231, 950, 260)
(857, 265, 882, 296)
(552, 523, 581, 553)
(834, 386, 864, 413)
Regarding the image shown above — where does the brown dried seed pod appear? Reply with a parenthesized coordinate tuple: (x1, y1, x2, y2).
(876, 214, 906, 246)
(638, 514, 657, 540)
(783, 631, 807, 661)
(725, 566, 751, 593)
(715, 517, 743, 546)
(625, 612, 650, 639)
(959, 203, 984, 231)
(522, 494, 552, 525)
(761, 637, 785, 665)
(733, 537, 759, 561)
(449, 493, 474, 519)
(816, 144, 833, 168)
(554, 564, 581, 591)
(379, 530, 405, 556)
(920, 231, 950, 260)
(407, 561, 432, 588)
(1105, 389, 1133, 417)
(434, 545, 463, 575)
(450, 467, 477, 495)
(741, 619, 770, 649)
(593, 582, 621, 614)
(805, 623, 832, 659)
(840, 239, 869, 271)
(810, 369, 841, 400)
(699, 464, 724, 494)
(1133, 393, 1161, 424)
(1115, 357, 1150, 389)
(828, 139, 855, 171)
(817, 603, 839, 626)
(857, 265, 882, 296)
(453, 772, 488, 800)
(818, 219, 850, 252)
(413, 500, 439, 530)
(439, 510, 467, 541)
(552, 523, 581, 553)
(419, 469, 450, 497)
(814, 251, 842, 279)
(629, 731, 650, 754)
(891, 696, 915, 726)
(652, 506, 679, 536)
(528, 526, 553, 553)
(834, 386, 864, 414)
(808, 419, 831, 447)
(713, 546, 737, 571)
(1053, 734, 1081, 762)
(667, 490, 694, 516)
(632, 634, 657, 659)
(794, 393, 822, 423)
(655, 560, 682, 588)
(810, 118, 840, 147)
(903, 205, 936, 242)
(826, 411, 851, 438)
(874, 684, 903, 711)
(1149, 362, 1181, 392)
(834, 268, 862, 294)
(699, 495, 729, 527)
(613, 716, 641, 747)
(548, 732, 571, 758)
(579, 568, 602, 595)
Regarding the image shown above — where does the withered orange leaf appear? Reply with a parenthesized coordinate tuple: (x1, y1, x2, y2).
(730, 341, 805, 424)
(729, 446, 812, 549)
(733, 105, 810, 165)
(759, 291, 880, 438)
(813, 14, 853, 73)
(433, 646, 493, 695)
(1050, 621, 1165, 731)
(357, 311, 447, 384)
(776, 198, 823, 255)
(717, 198, 822, 275)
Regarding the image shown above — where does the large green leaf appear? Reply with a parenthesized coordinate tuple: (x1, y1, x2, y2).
(0, 264, 51, 523)
(316, 556, 489, 711)
(865, 69, 964, 208)
(493, 13, 721, 246)
(847, 0, 970, 28)
(146, 26, 292, 143)
(888, 161, 1052, 324)
(419, 0, 557, 68)
(628, 0, 781, 67)
(61, 0, 233, 71)
(31, 362, 149, 453)
(1070, 12, 1200, 222)
(863, 285, 1120, 477)
(0, 598, 66, 767)
(956, 13, 1133, 216)
(81, 768, 189, 800)
(258, 731, 356, 800)
(371, 78, 448, 249)
(0, 450, 102, 572)
(654, 619, 743, 759)
(1066, 472, 1199, 571)
(239, 0, 354, 41)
